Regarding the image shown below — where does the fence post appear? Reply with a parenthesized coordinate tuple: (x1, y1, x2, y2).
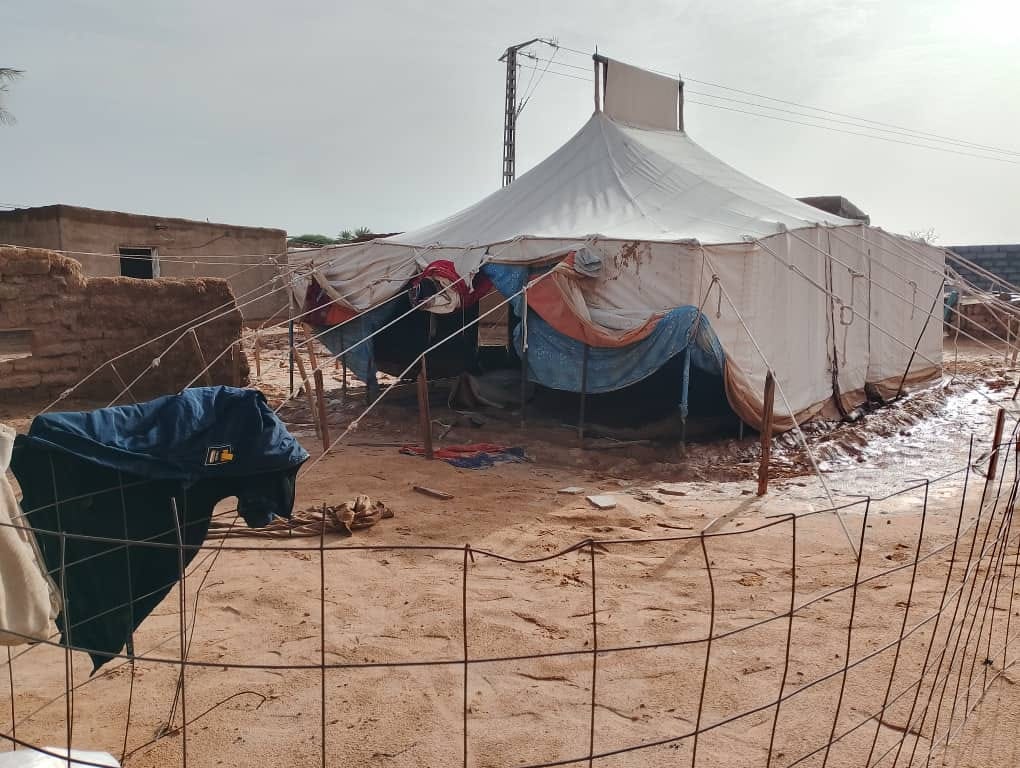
(757, 371, 776, 496)
(987, 407, 1006, 486)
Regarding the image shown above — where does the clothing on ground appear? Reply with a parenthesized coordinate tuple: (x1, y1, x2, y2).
(400, 443, 526, 469)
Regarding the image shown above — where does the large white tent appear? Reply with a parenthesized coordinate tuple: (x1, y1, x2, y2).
(298, 57, 944, 431)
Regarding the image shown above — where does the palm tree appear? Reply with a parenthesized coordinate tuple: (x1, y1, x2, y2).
(0, 69, 24, 125)
(337, 227, 374, 242)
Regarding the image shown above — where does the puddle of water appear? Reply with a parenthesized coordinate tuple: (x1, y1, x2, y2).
(810, 380, 1007, 502)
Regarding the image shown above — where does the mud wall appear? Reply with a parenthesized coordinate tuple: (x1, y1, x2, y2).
(0, 245, 247, 400)
(0, 205, 286, 321)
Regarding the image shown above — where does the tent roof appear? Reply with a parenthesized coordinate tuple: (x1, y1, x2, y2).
(383, 111, 855, 251)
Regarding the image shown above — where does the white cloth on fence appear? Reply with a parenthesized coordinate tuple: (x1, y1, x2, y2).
(0, 747, 119, 767)
(0, 422, 59, 646)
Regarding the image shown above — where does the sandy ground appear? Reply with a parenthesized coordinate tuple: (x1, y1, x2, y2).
(3, 336, 1020, 767)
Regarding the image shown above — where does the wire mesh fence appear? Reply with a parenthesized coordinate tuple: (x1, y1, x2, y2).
(2, 431, 1020, 767)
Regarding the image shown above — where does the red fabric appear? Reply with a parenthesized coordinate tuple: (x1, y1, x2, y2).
(304, 283, 358, 326)
(413, 260, 494, 308)
(400, 443, 511, 459)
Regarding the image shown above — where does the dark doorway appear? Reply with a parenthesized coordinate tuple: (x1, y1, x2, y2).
(119, 247, 155, 279)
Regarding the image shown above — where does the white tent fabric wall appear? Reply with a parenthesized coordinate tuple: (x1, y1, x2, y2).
(300, 60, 945, 432)
(827, 225, 872, 412)
(864, 229, 945, 397)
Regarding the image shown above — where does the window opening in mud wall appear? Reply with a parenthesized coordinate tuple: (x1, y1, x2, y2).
(0, 329, 33, 363)
(119, 246, 159, 279)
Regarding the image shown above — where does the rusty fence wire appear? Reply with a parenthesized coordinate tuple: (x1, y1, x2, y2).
(2, 433, 1020, 767)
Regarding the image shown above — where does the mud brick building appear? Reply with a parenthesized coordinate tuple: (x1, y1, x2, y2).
(0, 205, 287, 321)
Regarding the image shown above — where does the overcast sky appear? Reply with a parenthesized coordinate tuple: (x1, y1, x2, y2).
(2, 0, 1018, 244)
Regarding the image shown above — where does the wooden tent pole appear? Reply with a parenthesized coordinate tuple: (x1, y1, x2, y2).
(986, 407, 1006, 489)
(313, 369, 330, 455)
(301, 323, 319, 371)
(417, 356, 434, 460)
(339, 329, 348, 403)
(757, 371, 776, 496)
(288, 289, 295, 396)
(293, 347, 321, 441)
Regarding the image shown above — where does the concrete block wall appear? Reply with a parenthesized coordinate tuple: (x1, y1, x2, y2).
(949, 244, 1020, 291)
(0, 245, 248, 400)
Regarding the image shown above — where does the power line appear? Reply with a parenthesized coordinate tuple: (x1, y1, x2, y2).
(521, 59, 1020, 165)
(518, 60, 589, 83)
(526, 51, 1020, 160)
(685, 76, 1020, 157)
(516, 48, 560, 116)
(684, 99, 1020, 164)
(685, 89, 1019, 159)
(544, 42, 1020, 159)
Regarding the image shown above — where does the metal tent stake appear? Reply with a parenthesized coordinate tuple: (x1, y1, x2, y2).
(577, 343, 589, 442)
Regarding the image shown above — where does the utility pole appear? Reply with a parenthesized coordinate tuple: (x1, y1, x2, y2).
(499, 39, 552, 187)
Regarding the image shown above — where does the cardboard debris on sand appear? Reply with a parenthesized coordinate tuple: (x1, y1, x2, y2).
(207, 495, 393, 538)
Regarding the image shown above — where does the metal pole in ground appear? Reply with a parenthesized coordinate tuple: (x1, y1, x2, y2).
(577, 343, 589, 443)
(520, 285, 529, 428)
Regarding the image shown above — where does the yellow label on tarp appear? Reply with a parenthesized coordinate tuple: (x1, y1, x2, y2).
(204, 445, 234, 465)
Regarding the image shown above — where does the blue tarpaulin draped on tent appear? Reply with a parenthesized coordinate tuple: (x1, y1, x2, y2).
(481, 264, 725, 395)
(316, 300, 403, 394)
